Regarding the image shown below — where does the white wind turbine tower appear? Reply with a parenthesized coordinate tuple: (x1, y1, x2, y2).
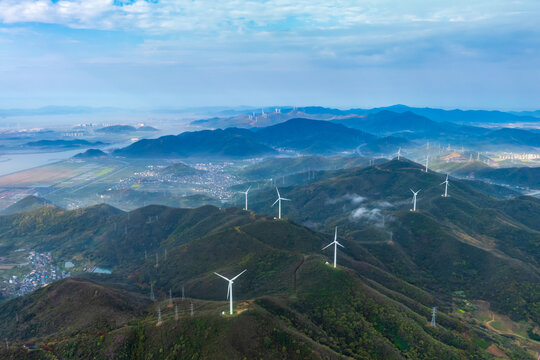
(214, 269, 247, 315)
(272, 187, 290, 219)
(322, 227, 344, 268)
(239, 186, 251, 210)
(425, 156, 429, 172)
(397, 147, 401, 160)
(410, 189, 421, 211)
(441, 174, 450, 197)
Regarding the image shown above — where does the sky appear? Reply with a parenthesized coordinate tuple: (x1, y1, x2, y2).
(0, 0, 539, 110)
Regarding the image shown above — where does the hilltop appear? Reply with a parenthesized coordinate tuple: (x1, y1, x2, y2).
(0, 278, 149, 341)
(73, 148, 108, 159)
(159, 162, 202, 176)
(0, 195, 54, 215)
(254, 118, 374, 153)
(332, 110, 445, 136)
(114, 128, 277, 158)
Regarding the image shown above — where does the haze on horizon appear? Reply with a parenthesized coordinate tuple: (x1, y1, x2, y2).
(0, 0, 539, 112)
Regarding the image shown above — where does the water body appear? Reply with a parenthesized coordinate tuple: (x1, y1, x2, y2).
(0, 149, 85, 177)
(92, 267, 112, 274)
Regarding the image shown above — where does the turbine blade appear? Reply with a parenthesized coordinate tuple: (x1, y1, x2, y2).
(334, 226, 338, 241)
(214, 272, 230, 282)
(440, 181, 446, 185)
(271, 199, 279, 207)
(336, 241, 345, 248)
(246, 186, 251, 193)
(226, 283, 231, 299)
(281, 198, 291, 201)
(276, 187, 280, 198)
(322, 242, 333, 250)
(410, 188, 414, 194)
(231, 269, 247, 281)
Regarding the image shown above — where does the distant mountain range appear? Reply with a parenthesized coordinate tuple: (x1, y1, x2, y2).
(114, 128, 277, 158)
(115, 113, 540, 160)
(188, 105, 540, 130)
(114, 118, 375, 158)
(253, 118, 374, 153)
(332, 110, 445, 135)
(297, 105, 540, 124)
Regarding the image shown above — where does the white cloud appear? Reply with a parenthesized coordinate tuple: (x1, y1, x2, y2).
(351, 207, 381, 221)
(0, 0, 537, 35)
(326, 193, 366, 205)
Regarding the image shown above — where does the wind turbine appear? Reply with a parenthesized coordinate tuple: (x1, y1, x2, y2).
(238, 186, 251, 210)
(410, 189, 421, 211)
(272, 187, 290, 219)
(214, 269, 247, 315)
(441, 174, 450, 197)
(397, 147, 401, 160)
(425, 156, 429, 172)
(322, 227, 344, 268)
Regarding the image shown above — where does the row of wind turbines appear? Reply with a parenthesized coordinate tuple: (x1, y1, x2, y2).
(225, 156, 453, 314)
(409, 174, 450, 211)
(239, 186, 291, 219)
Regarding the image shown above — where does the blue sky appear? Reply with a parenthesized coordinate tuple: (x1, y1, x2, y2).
(0, 0, 539, 110)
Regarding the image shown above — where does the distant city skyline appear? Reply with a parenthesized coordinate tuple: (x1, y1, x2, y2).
(0, 0, 539, 111)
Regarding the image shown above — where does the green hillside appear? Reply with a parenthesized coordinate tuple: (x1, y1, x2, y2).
(246, 159, 540, 324)
(0, 162, 538, 358)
